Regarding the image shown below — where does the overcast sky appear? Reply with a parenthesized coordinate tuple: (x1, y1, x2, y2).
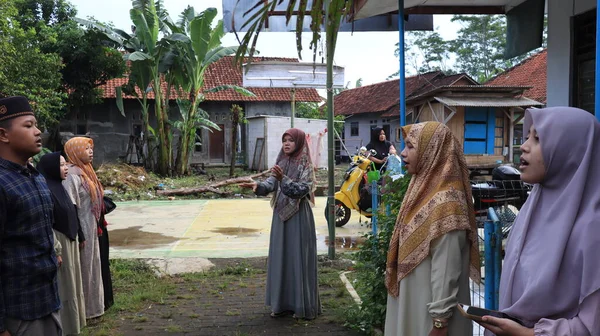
(69, 0, 461, 90)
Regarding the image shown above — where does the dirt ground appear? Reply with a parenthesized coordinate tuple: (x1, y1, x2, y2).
(84, 257, 362, 336)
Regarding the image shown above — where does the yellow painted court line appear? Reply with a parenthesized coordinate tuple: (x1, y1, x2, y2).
(173, 199, 273, 252)
(171, 201, 208, 251)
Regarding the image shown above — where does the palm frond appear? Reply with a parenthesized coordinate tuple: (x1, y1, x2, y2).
(177, 6, 196, 31)
(204, 85, 255, 97)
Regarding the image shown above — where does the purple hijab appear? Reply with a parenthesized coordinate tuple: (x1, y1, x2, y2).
(499, 107, 600, 327)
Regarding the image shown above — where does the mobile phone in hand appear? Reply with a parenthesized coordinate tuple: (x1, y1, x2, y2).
(457, 304, 524, 326)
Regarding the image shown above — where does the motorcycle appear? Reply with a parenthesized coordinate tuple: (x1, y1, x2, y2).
(471, 165, 532, 230)
(325, 147, 384, 227)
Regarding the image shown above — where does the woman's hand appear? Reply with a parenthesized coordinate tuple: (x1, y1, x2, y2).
(271, 165, 284, 181)
(238, 182, 258, 192)
(479, 316, 534, 336)
(57, 256, 63, 267)
(428, 327, 448, 336)
(79, 241, 86, 250)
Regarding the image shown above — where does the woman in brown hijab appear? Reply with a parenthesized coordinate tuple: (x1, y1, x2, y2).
(240, 128, 320, 320)
(384, 122, 480, 336)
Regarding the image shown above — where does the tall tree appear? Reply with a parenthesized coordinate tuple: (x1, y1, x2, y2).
(390, 29, 453, 77)
(449, 15, 508, 82)
(12, 0, 125, 148)
(167, 7, 252, 176)
(83, 0, 175, 175)
(0, 0, 66, 128)
(229, 104, 245, 177)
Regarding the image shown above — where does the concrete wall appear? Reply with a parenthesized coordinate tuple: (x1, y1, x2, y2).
(245, 102, 292, 117)
(60, 99, 295, 165)
(59, 100, 156, 164)
(547, 0, 595, 107)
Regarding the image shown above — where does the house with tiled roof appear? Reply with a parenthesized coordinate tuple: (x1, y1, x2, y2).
(59, 56, 322, 165)
(485, 49, 547, 162)
(486, 49, 547, 105)
(334, 71, 543, 166)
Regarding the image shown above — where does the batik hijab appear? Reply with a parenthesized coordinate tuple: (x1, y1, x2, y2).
(385, 122, 481, 297)
(272, 128, 317, 222)
(37, 152, 80, 241)
(498, 107, 600, 327)
(64, 137, 104, 221)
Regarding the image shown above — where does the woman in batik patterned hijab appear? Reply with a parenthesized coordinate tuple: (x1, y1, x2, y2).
(384, 122, 480, 336)
(240, 128, 320, 320)
(63, 137, 113, 318)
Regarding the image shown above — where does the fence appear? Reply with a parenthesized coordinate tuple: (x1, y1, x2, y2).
(371, 178, 530, 335)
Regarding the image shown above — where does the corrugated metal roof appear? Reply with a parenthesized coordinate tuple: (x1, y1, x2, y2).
(434, 96, 543, 107)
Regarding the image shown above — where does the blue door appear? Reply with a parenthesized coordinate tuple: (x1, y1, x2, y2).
(464, 107, 495, 154)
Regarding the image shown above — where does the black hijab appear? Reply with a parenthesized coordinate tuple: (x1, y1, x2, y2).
(37, 152, 81, 241)
(367, 127, 392, 170)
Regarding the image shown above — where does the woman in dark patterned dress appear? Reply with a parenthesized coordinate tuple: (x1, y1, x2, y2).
(239, 128, 321, 320)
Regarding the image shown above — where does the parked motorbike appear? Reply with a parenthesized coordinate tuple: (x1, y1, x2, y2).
(471, 165, 532, 218)
(325, 147, 382, 227)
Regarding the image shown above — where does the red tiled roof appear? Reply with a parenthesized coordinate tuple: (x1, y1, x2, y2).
(98, 56, 322, 103)
(334, 71, 477, 116)
(485, 49, 547, 104)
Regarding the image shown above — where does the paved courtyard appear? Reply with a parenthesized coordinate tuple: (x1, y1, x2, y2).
(106, 197, 370, 259)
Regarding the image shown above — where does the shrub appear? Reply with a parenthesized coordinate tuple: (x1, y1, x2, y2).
(346, 173, 411, 334)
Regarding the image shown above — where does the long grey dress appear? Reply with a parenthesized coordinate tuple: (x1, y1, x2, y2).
(256, 176, 321, 319)
(54, 230, 86, 335)
(385, 230, 472, 336)
(63, 173, 105, 319)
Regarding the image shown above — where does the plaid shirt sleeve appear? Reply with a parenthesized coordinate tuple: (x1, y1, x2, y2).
(0, 187, 6, 332)
(0, 160, 60, 328)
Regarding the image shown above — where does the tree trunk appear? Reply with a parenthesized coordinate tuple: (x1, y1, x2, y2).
(175, 92, 198, 176)
(141, 99, 149, 168)
(47, 125, 62, 152)
(157, 170, 270, 196)
(154, 78, 170, 176)
(229, 105, 241, 177)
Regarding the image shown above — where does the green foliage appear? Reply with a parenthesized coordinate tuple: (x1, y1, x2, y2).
(56, 26, 126, 108)
(449, 15, 510, 83)
(392, 15, 547, 82)
(295, 102, 322, 119)
(0, 0, 66, 129)
(345, 173, 411, 334)
(0, 0, 124, 135)
(31, 147, 53, 166)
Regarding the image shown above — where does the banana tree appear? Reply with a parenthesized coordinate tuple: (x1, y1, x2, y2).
(78, 0, 186, 175)
(168, 7, 254, 175)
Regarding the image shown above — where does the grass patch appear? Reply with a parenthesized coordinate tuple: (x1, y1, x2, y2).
(226, 309, 241, 316)
(165, 325, 184, 333)
(317, 268, 359, 324)
(81, 259, 176, 335)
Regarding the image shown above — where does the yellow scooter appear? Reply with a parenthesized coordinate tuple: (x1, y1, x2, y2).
(325, 147, 380, 227)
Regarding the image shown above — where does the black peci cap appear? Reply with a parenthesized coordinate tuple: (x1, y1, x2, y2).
(0, 96, 34, 122)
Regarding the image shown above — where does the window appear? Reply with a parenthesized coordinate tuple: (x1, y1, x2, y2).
(350, 122, 359, 136)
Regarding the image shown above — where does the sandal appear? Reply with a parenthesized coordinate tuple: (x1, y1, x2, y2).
(270, 310, 292, 318)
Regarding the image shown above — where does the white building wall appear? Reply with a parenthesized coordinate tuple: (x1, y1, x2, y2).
(547, 0, 596, 107)
(246, 116, 328, 170)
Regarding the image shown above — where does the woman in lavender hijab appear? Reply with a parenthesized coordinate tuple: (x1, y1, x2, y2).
(481, 107, 600, 336)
